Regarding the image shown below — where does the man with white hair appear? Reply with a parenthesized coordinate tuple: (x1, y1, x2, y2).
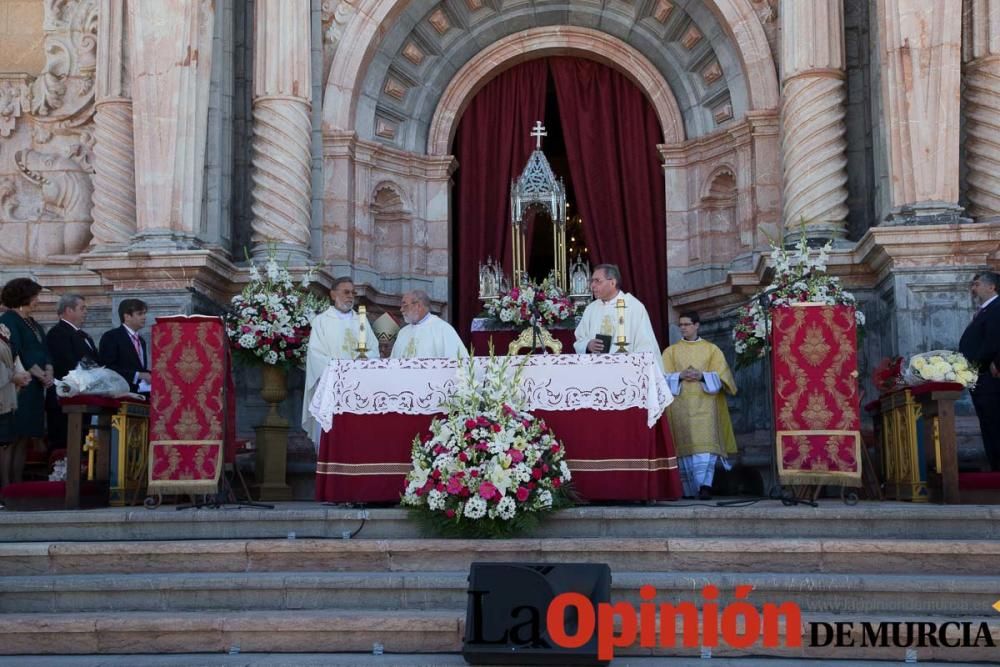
(390, 290, 467, 359)
(302, 277, 378, 441)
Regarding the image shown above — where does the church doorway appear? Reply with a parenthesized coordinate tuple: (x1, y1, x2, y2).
(450, 56, 668, 346)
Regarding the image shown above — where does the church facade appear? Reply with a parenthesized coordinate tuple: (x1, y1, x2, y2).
(0, 0, 997, 459)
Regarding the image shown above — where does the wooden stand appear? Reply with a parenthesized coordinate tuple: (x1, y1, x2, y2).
(869, 383, 962, 504)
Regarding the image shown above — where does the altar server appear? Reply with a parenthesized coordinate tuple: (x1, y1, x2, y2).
(661, 311, 737, 499)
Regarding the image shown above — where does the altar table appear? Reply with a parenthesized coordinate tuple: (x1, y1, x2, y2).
(310, 353, 681, 503)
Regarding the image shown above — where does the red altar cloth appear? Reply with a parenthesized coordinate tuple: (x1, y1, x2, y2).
(469, 328, 576, 355)
(316, 408, 680, 503)
(771, 304, 862, 486)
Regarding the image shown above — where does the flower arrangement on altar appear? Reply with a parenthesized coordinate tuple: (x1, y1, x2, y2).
(732, 235, 865, 368)
(224, 252, 328, 370)
(402, 351, 573, 538)
(483, 275, 574, 329)
(905, 351, 978, 389)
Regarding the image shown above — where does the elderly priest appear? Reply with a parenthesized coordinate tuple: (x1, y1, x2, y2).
(573, 264, 663, 371)
(391, 290, 468, 359)
(303, 277, 379, 442)
(661, 311, 737, 499)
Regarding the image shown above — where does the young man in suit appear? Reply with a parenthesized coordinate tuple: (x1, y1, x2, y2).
(959, 272, 1000, 471)
(99, 298, 151, 395)
(45, 294, 99, 451)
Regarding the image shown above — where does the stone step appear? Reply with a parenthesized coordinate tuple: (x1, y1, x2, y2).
(2, 502, 998, 543)
(3, 570, 999, 617)
(0, 610, 996, 662)
(3, 537, 999, 576)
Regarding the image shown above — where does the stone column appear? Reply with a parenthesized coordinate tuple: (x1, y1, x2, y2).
(92, 0, 135, 248)
(963, 0, 1000, 222)
(127, 0, 215, 247)
(876, 0, 964, 224)
(779, 0, 849, 242)
(249, 0, 313, 261)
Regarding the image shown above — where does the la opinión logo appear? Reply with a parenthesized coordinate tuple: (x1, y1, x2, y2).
(547, 584, 801, 661)
(542, 586, 997, 660)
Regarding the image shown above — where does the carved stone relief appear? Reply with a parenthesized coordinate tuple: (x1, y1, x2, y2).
(321, 0, 356, 84)
(0, 0, 97, 264)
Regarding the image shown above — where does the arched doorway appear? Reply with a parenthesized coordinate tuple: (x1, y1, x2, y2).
(450, 57, 669, 343)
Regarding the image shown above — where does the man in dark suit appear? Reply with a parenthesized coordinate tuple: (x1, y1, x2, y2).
(99, 298, 151, 395)
(45, 294, 98, 452)
(959, 271, 1000, 471)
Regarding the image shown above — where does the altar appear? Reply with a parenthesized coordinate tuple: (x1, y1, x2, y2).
(310, 353, 681, 503)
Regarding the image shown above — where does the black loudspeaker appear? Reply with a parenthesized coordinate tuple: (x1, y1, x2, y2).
(462, 562, 612, 665)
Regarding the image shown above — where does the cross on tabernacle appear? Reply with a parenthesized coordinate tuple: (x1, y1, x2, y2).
(531, 120, 547, 149)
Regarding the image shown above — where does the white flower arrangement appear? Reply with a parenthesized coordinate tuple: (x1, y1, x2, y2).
(484, 276, 574, 329)
(402, 352, 572, 537)
(224, 251, 328, 370)
(733, 235, 864, 368)
(905, 351, 978, 389)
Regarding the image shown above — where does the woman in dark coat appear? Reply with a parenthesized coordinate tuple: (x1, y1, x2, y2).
(0, 279, 52, 485)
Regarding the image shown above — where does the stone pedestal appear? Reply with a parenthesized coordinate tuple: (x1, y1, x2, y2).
(254, 424, 293, 501)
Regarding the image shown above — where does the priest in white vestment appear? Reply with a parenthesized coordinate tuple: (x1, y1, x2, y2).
(302, 277, 379, 440)
(573, 264, 663, 372)
(390, 290, 468, 359)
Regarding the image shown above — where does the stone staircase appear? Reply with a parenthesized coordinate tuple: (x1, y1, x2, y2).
(0, 502, 998, 662)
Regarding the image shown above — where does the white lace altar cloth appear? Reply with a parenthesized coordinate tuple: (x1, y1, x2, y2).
(309, 352, 671, 432)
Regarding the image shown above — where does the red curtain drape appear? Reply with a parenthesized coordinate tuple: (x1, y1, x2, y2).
(453, 60, 548, 341)
(549, 57, 668, 342)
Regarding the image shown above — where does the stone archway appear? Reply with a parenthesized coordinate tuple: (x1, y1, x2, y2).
(323, 0, 779, 146)
(425, 27, 685, 157)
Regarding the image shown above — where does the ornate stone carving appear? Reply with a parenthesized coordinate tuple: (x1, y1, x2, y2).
(963, 0, 1000, 220)
(322, 0, 356, 82)
(780, 0, 849, 240)
(0, 75, 32, 138)
(29, 0, 99, 126)
(0, 144, 95, 261)
(0, 0, 98, 265)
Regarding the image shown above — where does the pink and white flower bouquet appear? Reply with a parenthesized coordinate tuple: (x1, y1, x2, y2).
(402, 352, 573, 537)
(484, 276, 574, 329)
(225, 253, 327, 370)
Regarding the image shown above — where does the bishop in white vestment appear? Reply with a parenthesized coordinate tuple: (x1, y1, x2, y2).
(573, 264, 663, 372)
(390, 290, 468, 359)
(302, 278, 379, 439)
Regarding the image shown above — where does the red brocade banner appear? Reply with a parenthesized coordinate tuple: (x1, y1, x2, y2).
(148, 316, 235, 495)
(771, 305, 862, 486)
